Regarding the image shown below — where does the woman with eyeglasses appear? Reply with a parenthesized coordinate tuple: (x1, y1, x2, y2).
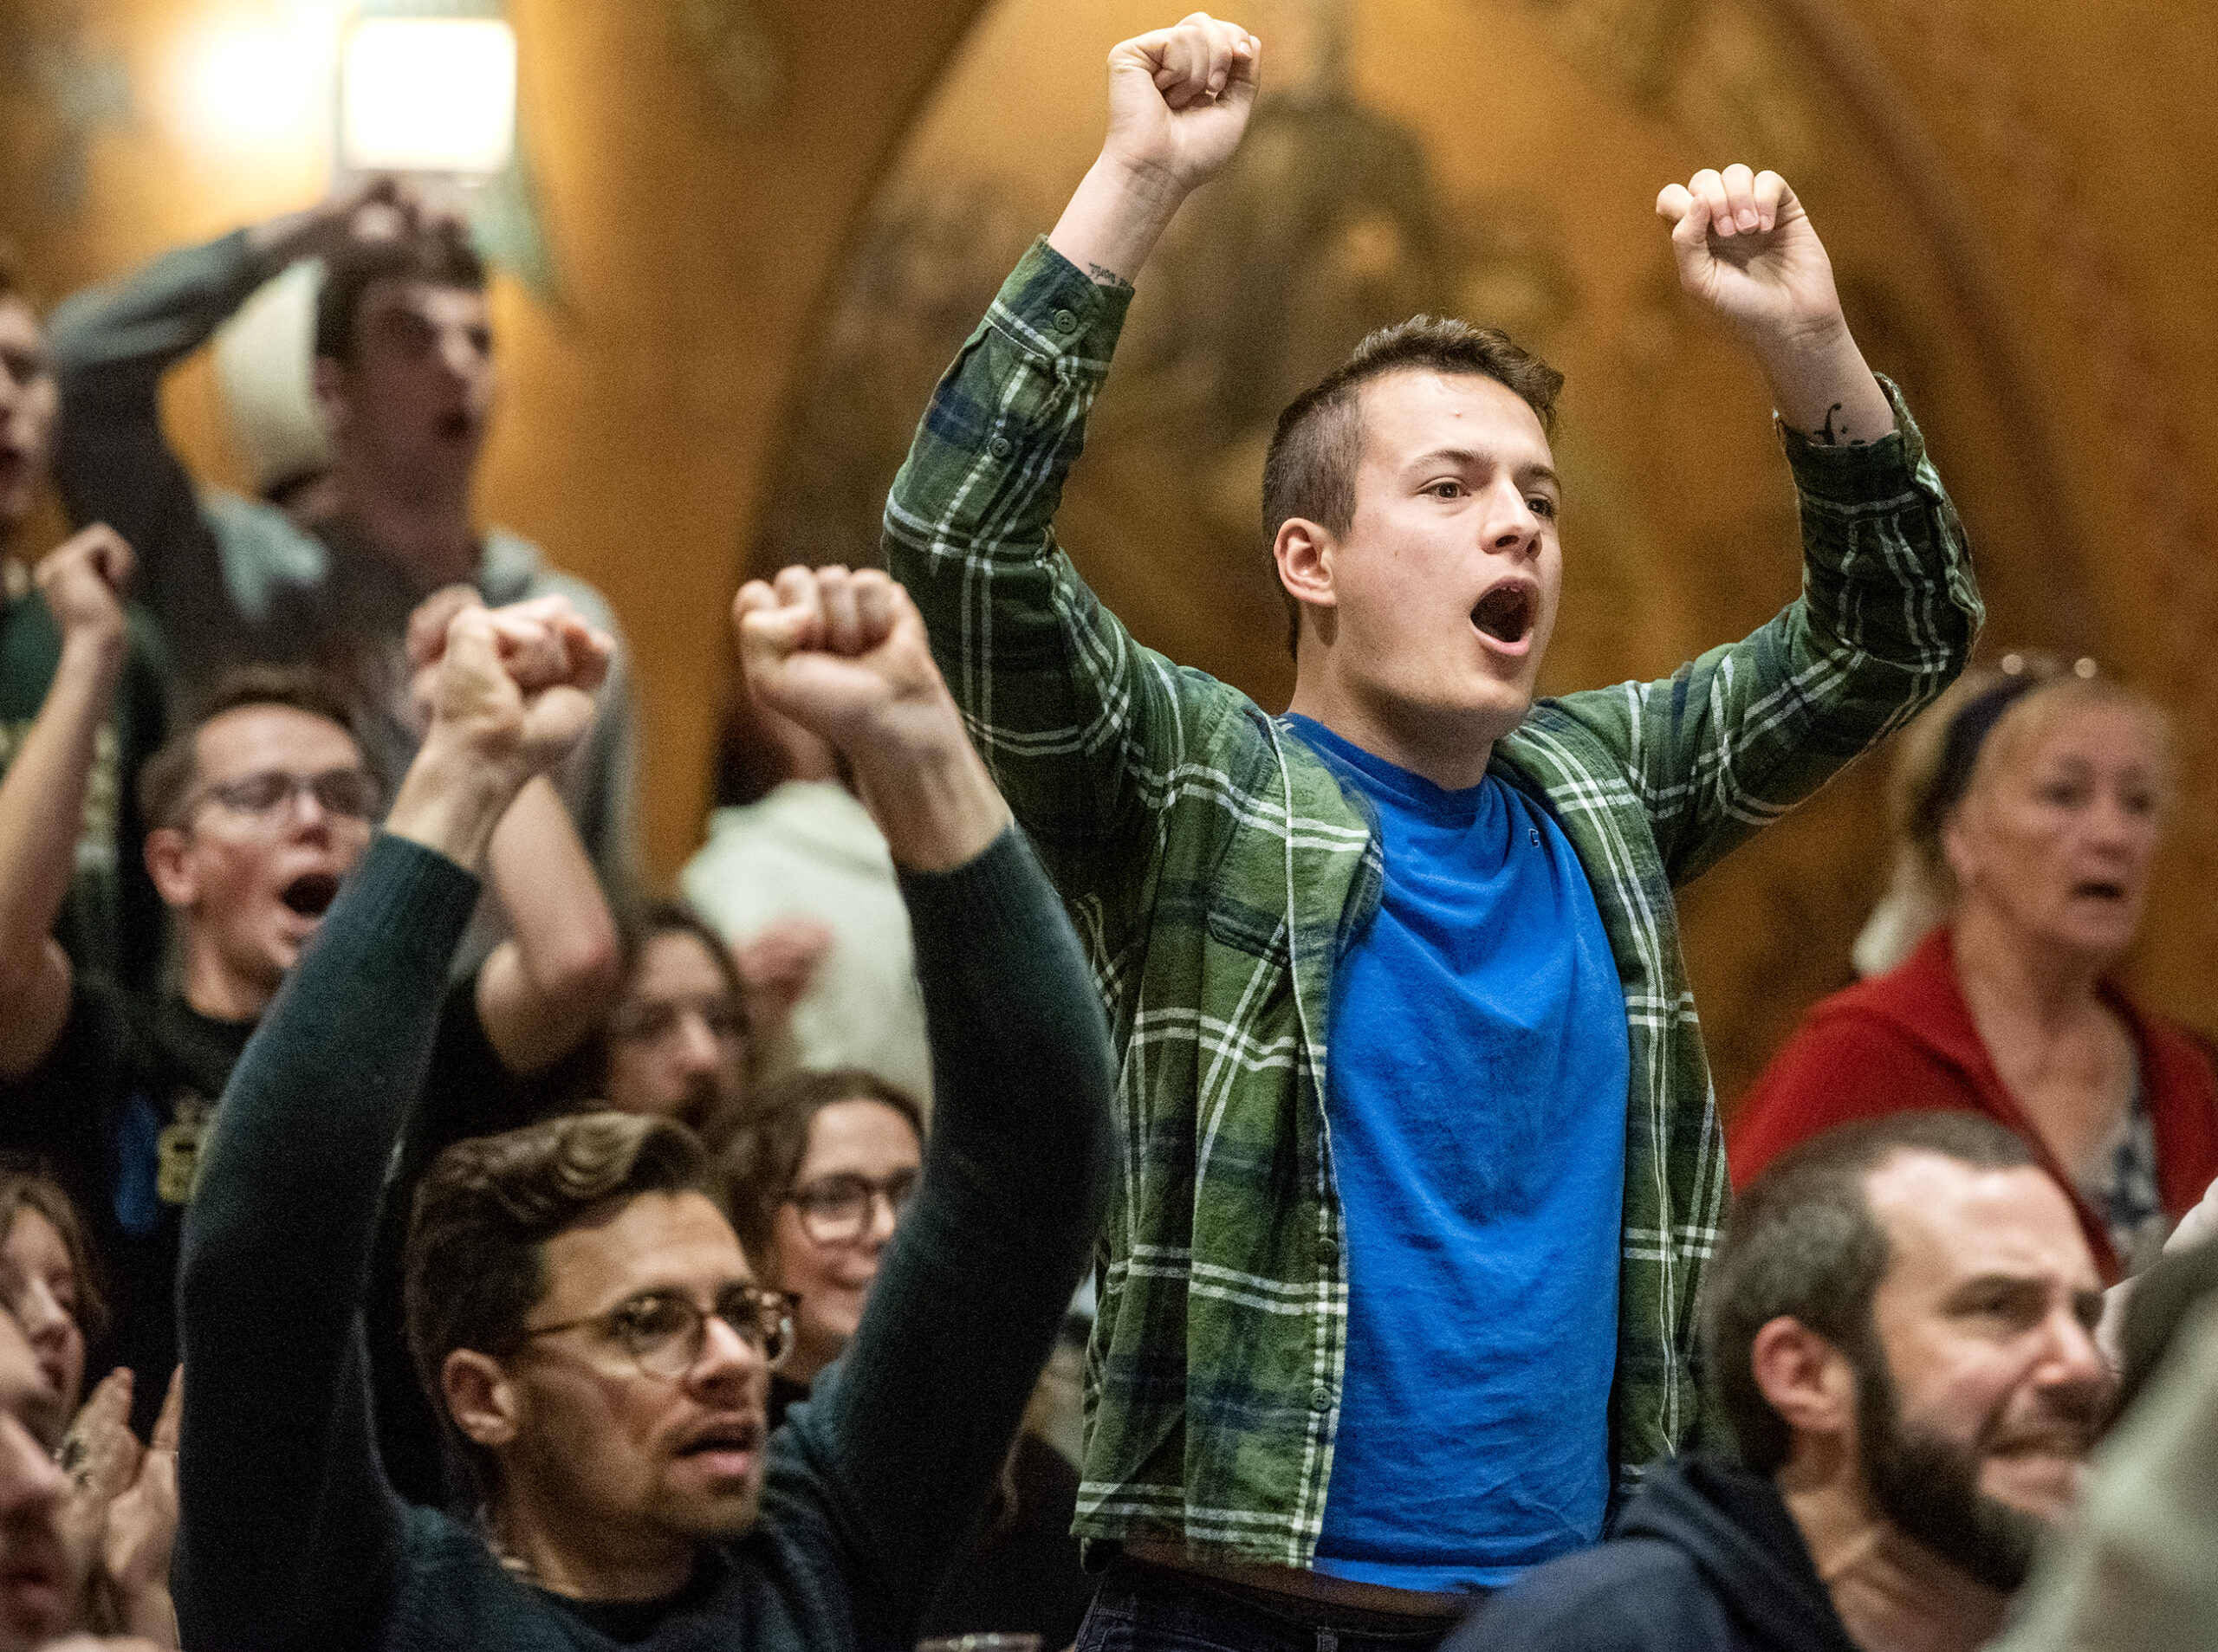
(1731, 658, 2218, 1279)
(717, 1066, 926, 1419)
(718, 1066, 1094, 1649)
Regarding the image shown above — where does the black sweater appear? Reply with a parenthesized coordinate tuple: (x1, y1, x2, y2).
(174, 826, 1114, 1652)
(1449, 1456, 1861, 1652)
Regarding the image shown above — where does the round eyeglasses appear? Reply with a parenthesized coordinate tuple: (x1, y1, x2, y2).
(519, 1284, 798, 1379)
(787, 1169, 920, 1247)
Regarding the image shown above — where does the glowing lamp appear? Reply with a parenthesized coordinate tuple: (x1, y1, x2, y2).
(340, 17, 516, 176)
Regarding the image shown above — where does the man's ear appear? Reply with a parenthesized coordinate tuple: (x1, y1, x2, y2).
(144, 826, 197, 909)
(1273, 517, 1337, 644)
(1750, 1315, 1858, 1441)
(444, 1348, 522, 1450)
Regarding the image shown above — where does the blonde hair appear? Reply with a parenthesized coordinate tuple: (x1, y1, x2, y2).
(1852, 658, 2171, 975)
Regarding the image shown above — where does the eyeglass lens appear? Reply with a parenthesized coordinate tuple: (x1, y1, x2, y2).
(791, 1170, 920, 1243)
(617, 1286, 794, 1377)
(206, 768, 381, 822)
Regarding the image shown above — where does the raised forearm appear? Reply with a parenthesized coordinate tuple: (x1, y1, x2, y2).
(475, 775, 619, 1072)
(176, 836, 474, 1642)
(0, 632, 122, 1071)
(1750, 317, 1894, 447)
(383, 729, 530, 876)
(1047, 154, 1188, 290)
(851, 729, 1012, 875)
(47, 232, 269, 393)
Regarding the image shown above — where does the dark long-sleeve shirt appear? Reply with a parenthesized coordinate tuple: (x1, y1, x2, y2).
(175, 824, 1113, 1652)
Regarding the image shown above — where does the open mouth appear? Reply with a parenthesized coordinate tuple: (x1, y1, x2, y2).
(438, 411, 477, 443)
(677, 1417, 763, 1458)
(2072, 880, 2127, 903)
(1471, 583, 1537, 647)
(279, 871, 342, 919)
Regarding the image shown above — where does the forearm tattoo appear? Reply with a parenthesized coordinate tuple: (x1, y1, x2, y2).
(1086, 262, 1134, 292)
(1811, 402, 1870, 447)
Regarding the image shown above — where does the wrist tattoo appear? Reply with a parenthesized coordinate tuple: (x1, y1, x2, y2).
(1811, 402, 1869, 448)
(1086, 262, 1134, 292)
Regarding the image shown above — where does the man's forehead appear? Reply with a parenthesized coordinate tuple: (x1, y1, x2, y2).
(1354, 367, 1555, 467)
(1868, 1152, 2098, 1291)
(195, 703, 362, 777)
(359, 277, 487, 329)
(539, 1189, 750, 1310)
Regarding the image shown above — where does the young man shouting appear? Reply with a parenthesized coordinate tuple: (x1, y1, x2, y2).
(885, 10, 1979, 1631)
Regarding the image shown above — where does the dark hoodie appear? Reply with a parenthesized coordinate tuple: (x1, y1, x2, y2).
(1447, 1457, 1860, 1652)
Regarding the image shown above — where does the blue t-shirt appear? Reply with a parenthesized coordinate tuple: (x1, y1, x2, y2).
(1289, 716, 1630, 1594)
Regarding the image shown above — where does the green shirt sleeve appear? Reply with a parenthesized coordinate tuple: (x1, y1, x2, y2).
(884, 240, 1240, 904)
(1541, 378, 1981, 886)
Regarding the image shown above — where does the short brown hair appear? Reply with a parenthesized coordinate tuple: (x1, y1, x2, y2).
(137, 665, 359, 829)
(1261, 317, 1564, 652)
(1702, 1111, 2038, 1474)
(715, 1067, 924, 1269)
(404, 1111, 711, 1493)
(0, 1164, 107, 1341)
(315, 226, 487, 364)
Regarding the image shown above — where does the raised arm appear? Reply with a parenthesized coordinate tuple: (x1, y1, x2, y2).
(0, 528, 133, 1079)
(173, 599, 607, 1652)
(406, 586, 621, 1074)
(46, 179, 442, 661)
(882, 16, 1258, 888)
(735, 567, 1113, 1620)
(1541, 166, 1979, 884)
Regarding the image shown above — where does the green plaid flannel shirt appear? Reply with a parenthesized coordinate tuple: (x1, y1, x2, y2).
(884, 240, 1981, 1566)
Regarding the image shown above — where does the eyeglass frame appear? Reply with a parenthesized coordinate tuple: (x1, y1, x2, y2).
(173, 765, 384, 831)
(784, 1169, 921, 1247)
(516, 1283, 800, 1379)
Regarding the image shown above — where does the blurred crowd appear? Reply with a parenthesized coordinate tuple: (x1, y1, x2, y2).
(3, 13, 2217, 1652)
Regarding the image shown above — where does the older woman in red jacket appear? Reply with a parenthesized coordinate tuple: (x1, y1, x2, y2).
(1732, 657, 2218, 1279)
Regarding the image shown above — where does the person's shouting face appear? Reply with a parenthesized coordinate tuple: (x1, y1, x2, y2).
(145, 703, 379, 1014)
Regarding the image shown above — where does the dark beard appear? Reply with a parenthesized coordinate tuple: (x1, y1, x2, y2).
(1854, 1349, 2049, 1593)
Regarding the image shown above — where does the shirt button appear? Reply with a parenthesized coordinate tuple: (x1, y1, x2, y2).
(1314, 1235, 1335, 1265)
(989, 435, 1013, 459)
(1054, 308, 1079, 333)
(1310, 1384, 1335, 1412)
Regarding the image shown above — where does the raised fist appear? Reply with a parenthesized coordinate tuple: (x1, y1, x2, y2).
(1655, 166, 1847, 351)
(421, 594, 610, 781)
(1102, 13, 1261, 196)
(32, 524, 132, 649)
(732, 567, 958, 765)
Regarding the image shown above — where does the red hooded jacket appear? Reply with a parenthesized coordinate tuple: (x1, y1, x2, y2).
(1730, 929, 2218, 1280)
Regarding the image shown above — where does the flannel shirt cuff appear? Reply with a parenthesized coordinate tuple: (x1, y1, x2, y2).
(1774, 373, 1932, 507)
(989, 236, 1137, 367)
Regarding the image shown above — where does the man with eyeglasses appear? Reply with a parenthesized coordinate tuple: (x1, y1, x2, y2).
(174, 565, 1114, 1651)
(0, 596, 620, 1442)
